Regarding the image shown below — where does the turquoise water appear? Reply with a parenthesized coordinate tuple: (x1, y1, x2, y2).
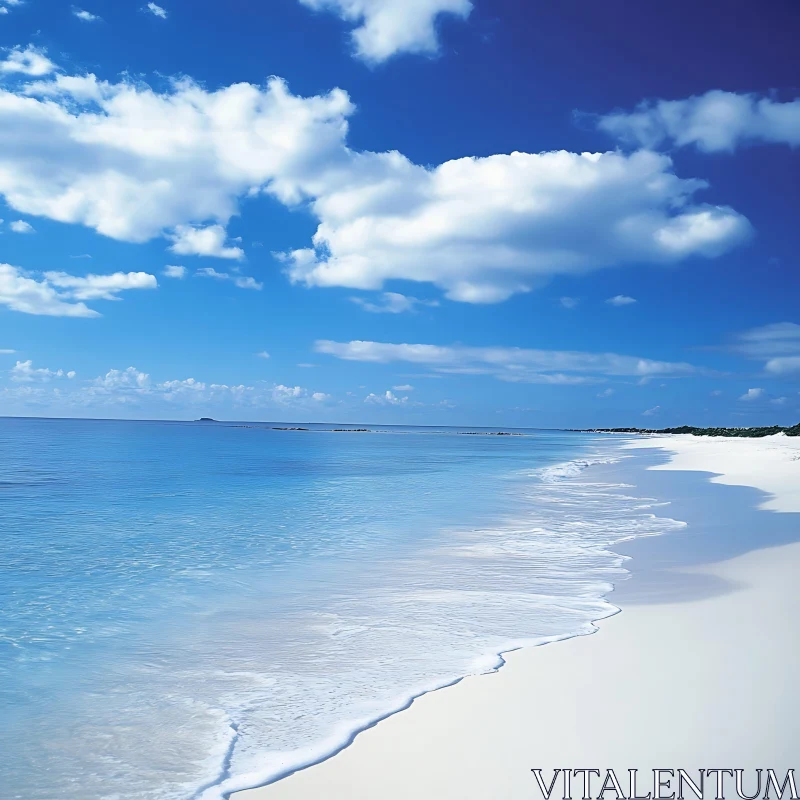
(0, 419, 683, 799)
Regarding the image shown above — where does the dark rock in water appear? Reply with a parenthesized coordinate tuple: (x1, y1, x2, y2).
(332, 429, 371, 432)
(272, 427, 310, 431)
(197, 417, 216, 422)
(457, 431, 524, 436)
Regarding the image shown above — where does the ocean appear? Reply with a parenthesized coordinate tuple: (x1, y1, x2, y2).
(0, 418, 684, 800)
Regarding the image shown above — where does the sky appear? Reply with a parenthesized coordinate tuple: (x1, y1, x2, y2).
(0, 0, 798, 427)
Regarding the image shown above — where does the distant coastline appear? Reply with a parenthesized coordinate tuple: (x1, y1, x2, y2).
(576, 423, 800, 438)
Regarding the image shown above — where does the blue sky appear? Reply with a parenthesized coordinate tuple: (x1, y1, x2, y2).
(0, 0, 798, 426)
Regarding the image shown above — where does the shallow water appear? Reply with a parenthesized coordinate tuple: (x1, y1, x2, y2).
(0, 419, 684, 800)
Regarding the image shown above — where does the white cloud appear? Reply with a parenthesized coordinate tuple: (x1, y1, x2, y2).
(9, 220, 35, 233)
(0, 264, 155, 316)
(1, 46, 57, 77)
(596, 90, 800, 153)
(597, 388, 614, 397)
(163, 264, 187, 279)
(159, 377, 206, 397)
(771, 396, 788, 406)
(283, 148, 750, 304)
(365, 389, 408, 405)
(195, 267, 262, 290)
(392, 383, 413, 391)
(271, 384, 328, 404)
(0, 66, 752, 304)
(42, 270, 157, 301)
(314, 339, 697, 383)
(11, 359, 76, 382)
(0, 349, 16, 354)
(0, 72, 352, 245)
(0, 263, 96, 317)
(3, 363, 333, 411)
(642, 405, 660, 417)
(169, 224, 244, 260)
(93, 366, 150, 390)
(606, 294, 637, 306)
(350, 291, 438, 313)
(232, 275, 262, 290)
(297, 0, 472, 63)
(731, 322, 800, 375)
(72, 8, 101, 21)
(765, 357, 800, 376)
(0, 9, 8, 15)
(739, 388, 764, 401)
(733, 322, 800, 357)
(256, 351, 270, 359)
(144, 2, 167, 18)
(559, 296, 579, 309)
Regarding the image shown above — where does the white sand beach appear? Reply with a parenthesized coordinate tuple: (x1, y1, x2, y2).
(235, 434, 800, 800)
(625, 433, 800, 512)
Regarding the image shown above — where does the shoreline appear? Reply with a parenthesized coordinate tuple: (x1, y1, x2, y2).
(233, 433, 800, 800)
(623, 433, 800, 512)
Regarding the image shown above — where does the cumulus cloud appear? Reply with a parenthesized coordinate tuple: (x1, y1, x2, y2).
(169, 224, 244, 260)
(365, 389, 409, 405)
(256, 351, 271, 359)
(297, 0, 472, 63)
(9, 220, 35, 233)
(163, 264, 187, 278)
(0, 46, 57, 77)
(9, 371, 331, 412)
(144, 2, 167, 18)
(272, 384, 329, 404)
(0, 72, 353, 248)
(0, 264, 154, 317)
(0, 65, 753, 303)
(731, 322, 800, 375)
(93, 366, 151, 390)
(606, 294, 637, 306)
(42, 270, 157, 301)
(72, 8, 101, 21)
(314, 339, 697, 384)
(282, 148, 751, 304)
(595, 90, 800, 153)
(350, 291, 438, 313)
(11, 359, 76, 382)
(739, 387, 764, 401)
(195, 267, 262, 290)
(0, 264, 155, 316)
(597, 388, 614, 398)
(560, 296, 579, 309)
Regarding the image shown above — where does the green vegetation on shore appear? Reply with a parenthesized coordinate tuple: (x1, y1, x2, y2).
(581, 423, 800, 438)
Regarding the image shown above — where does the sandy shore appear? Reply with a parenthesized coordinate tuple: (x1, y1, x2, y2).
(626, 433, 800, 512)
(235, 434, 800, 800)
